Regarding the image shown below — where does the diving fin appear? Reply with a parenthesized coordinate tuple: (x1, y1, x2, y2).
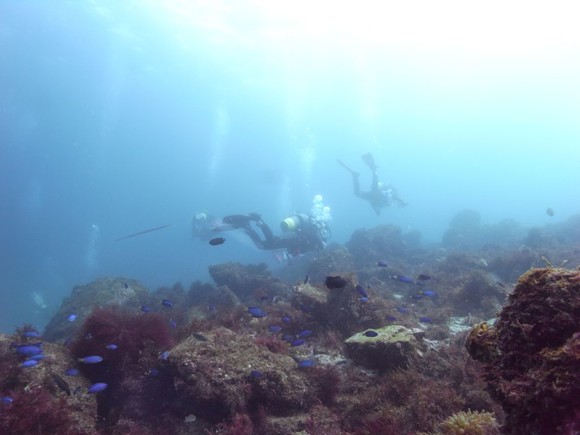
(361, 153, 378, 171)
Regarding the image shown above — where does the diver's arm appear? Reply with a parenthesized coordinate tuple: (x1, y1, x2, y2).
(390, 188, 408, 207)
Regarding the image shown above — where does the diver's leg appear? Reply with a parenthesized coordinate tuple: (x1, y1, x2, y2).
(244, 228, 266, 249)
(222, 214, 253, 228)
(256, 220, 275, 242)
(353, 173, 364, 198)
(371, 170, 379, 192)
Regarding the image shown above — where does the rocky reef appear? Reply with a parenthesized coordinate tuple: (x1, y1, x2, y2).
(466, 267, 580, 434)
(344, 325, 425, 371)
(4, 216, 580, 434)
(0, 331, 97, 434)
(43, 277, 153, 343)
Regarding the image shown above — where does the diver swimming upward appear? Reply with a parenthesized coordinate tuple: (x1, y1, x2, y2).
(338, 152, 407, 215)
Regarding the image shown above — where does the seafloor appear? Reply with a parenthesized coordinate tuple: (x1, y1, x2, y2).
(1, 213, 579, 434)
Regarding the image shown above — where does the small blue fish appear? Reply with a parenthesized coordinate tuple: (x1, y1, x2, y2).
(385, 315, 397, 321)
(247, 307, 267, 318)
(208, 304, 216, 312)
(105, 344, 118, 350)
(161, 299, 173, 308)
(1, 396, 13, 404)
(87, 383, 108, 394)
(282, 334, 295, 343)
(297, 360, 315, 368)
(159, 350, 170, 360)
(364, 330, 379, 337)
(391, 275, 414, 284)
(64, 368, 80, 376)
(67, 314, 78, 322)
(377, 261, 388, 267)
(396, 306, 409, 314)
(250, 370, 263, 378)
(124, 283, 129, 289)
(29, 354, 46, 361)
(169, 319, 177, 328)
(419, 316, 432, 323)
(148, 368, 159, 376)
(297, 329, 312, 338)
(268, 325, 282, 333)
(411, 294, 423, 300)
(141, 305, 152, 313)
(355, 284, 368, 298)
(78, 355, 104, 364)
(15, 344, 42, 357)
(21, 359, 39, 368)
(22, 330, 40, 338)
(291, 339, 305, 347)
(359, 297, 369, 303)
(281, 316, 292, 324)
(422, 290, 437, 297)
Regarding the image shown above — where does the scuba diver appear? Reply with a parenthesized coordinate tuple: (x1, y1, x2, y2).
(338, 152, 407, 215)
(222, 196, 332, 258)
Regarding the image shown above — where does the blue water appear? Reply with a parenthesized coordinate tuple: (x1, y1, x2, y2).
(1, 1, 579, 332)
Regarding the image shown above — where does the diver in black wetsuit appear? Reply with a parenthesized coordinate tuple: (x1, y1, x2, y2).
(222, 212, 330, 257)
(338, 152, 407, 215)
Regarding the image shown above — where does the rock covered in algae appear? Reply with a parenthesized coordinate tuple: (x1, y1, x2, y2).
(344, 325, 425, 371)
(43, 277, 152, 342)
(168, 327, 315, 423)
(0, 334, 97, 434)
(465, 267, 580, 434)
(292, 274, 374, 337)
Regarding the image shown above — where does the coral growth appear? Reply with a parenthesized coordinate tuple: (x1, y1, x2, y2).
(434, 409, 499, 435)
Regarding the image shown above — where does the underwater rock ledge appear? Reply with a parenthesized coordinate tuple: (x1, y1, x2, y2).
(466, 267, 580, 434)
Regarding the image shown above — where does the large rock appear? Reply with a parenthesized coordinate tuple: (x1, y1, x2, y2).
(465, 267, 580, 434)
(292, 274, 378, 337)
(208, 262, 290, 301)
(0, 333, 97, 434)
(344, 325, 425, 371)
(43, 277, 152, 342)
(169, 327, 315, 423)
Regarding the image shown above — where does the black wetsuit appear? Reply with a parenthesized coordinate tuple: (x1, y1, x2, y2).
(223, 214, 327, 257)
(352, 170, 391, 215)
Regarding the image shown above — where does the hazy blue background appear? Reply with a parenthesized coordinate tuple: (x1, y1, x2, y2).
(1, 0, 579, 332)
